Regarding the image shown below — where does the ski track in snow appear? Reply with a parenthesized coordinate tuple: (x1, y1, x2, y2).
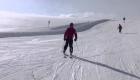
(52, 61, 68, 80)
(0, 19, 140, 80)
(95, 58, 101, 80)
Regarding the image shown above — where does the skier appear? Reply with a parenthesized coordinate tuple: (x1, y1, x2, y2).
(63, 23, 77, 58)
(118, 24, 122, 33)
(123, 17, 126, 23)
(48, 20, 50, 27)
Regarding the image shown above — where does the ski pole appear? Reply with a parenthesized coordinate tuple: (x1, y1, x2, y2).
(75, 41, 80, 51)
(75, 41, 84, 56)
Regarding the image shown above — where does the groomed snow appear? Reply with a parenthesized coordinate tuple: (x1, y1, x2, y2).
(0, 19, 140, 80)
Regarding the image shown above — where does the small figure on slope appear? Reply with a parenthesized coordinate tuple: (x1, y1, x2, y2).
(118, 24, 123, 33)
(48, 20, 50, 27)
(123, 17, 126, 23)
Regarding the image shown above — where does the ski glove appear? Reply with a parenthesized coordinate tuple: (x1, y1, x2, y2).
(74, 38, 77, 41)
(64, 38, 66, 41)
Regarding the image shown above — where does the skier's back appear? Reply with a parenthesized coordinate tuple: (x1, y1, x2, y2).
(63, 23, 77, 57)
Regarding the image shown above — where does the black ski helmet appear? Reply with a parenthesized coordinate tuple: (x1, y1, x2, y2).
(70, 23, 74, 27)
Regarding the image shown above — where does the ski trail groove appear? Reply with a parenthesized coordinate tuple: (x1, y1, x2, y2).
(52, 59, 69, 80)
(77, 60, 82, 80)
(119, 57, 133, 80)
(74, 60, 81, 80)
(76, 64, 81, 80)
(70, 59, 81, 80)
(95, 58, 101, 80)
(80, 66, 83, 80)
(71, 60, 78, 80)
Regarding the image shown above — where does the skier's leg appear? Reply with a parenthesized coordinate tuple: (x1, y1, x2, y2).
(69, 40, 73, 56)
(119, 29, 121, 33)
(119, 29, 122, 33)
(63, 41, 68, 54)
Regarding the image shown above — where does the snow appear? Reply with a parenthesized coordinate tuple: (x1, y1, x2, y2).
(0, 19, 140, 80)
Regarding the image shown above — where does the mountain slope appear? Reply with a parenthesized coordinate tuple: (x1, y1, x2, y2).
(0, 20, 140, 80)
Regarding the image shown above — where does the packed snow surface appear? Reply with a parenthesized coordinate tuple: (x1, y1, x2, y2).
(0, 19, 140, 80)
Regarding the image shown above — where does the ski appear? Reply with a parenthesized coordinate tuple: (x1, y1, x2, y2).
(69, 55, 73, 59)
(64, 54, 68, 58)
(64, 54, 73, 59)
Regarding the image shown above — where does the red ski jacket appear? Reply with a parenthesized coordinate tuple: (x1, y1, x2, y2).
(64, 27, 77, 40)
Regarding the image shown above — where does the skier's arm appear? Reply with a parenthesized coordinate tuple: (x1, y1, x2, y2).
(64, 29, 68, 41)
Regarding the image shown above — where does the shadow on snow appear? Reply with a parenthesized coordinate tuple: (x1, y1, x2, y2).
(72, 55, 140, 80)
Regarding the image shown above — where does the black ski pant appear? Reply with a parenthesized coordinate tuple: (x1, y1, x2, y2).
(119, 29, 122, 33)
(63, 39, 73, 55)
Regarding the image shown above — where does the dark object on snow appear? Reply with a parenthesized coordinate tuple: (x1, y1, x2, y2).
(64, 54, 73, 59)
(118, 24, 122, 33)
(48, 20, 50, 27)
(123, 17, 126, 23)
(63, 23, 77, 56)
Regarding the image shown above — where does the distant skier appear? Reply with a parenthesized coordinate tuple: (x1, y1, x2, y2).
(48, 20, 50, 27)
(123, 17, 126, 23)
(63, 23, 77, 58)
(118, 24, 122, 33)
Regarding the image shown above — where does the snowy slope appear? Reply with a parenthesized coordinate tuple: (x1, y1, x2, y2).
(0, 19, 140, 80)
(0, 19, 109, 38)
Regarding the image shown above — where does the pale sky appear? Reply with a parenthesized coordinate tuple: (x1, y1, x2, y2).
(0, 0, 140, 18)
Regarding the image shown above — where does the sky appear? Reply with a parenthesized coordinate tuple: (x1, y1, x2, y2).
(0, 0, 140, 18)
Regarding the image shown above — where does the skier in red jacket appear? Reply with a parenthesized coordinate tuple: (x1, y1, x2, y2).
(63, 23, 77, 57)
